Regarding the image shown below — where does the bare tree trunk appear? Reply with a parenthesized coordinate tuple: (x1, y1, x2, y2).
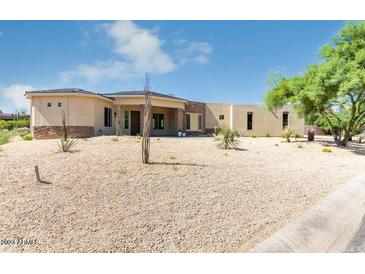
(142, 74, 152, 164)
(61, 110, 68, 140)
(115, 105, 123, 136)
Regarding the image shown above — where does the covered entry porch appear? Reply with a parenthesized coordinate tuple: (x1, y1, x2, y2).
(112, 93, 186, 136)
(115, 105, 184, 136)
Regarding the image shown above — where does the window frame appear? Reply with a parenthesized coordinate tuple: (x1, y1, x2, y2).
(247, 112, 253, 130)
(47, 102, 52, 107)
(104, 107, 112, 127)
(198, 114, 203, 130)
(186, 114, 191, 130)
(152, 113, 164, 130)
(124, 110, 129, 129)
(282, 112, 289, 129)
(218, 114, 224, 120)
(57, 102, 62, 107)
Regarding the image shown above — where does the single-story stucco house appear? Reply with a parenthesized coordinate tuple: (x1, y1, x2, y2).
(25, 88, 305, 139)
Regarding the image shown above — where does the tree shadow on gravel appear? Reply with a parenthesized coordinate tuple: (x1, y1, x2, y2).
(149, 161, 207, 167)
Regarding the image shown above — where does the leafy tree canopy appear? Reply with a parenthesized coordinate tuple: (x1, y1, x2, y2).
(265, 22, 365, 146)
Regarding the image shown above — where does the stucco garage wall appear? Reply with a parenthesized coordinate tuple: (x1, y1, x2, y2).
(205, 103, 232, 131)
(30, 95, 116, 138)
(31, 96, 69, 127)
(232, 104, 305, 136)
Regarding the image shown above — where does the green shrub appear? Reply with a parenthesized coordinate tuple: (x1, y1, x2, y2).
(0, 130, 12, 145)
(58, 138, 78, 152)
(251, 134, 257, 138)
(265, 132, 271, 137)
(0, 119, 30, 130)
(213, 124, 240, 149)
(294, 133, 302, 138)
(322, 147, 332, 153)
(296, 143, 304, 149)
(111, 136, 119, 142)
(21, 134, 33, 141)
(282, 126, 293, 142)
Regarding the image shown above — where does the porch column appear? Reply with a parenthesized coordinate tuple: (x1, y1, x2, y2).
(174, 108, 184, 133)
(115, 105, 122, 136)
(140, 105, 144, 135)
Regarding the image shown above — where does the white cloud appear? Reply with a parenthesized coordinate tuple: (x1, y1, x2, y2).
(104, 21, 176, 74)
(0, 84, 33, 113)
(62, 21, 214, 84)
(176, 41, 213, 65)
(62, 21, 177, 83)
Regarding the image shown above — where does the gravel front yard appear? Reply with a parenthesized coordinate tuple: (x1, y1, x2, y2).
(1, 136, 365, 252)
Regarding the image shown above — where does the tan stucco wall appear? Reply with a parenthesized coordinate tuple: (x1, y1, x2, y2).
(30, 96, 115, 135)
(231, 104, 304, 136)
(205, 103, 232, 129)
(206, 103, 305, 136)
(114, 96, 185, 109)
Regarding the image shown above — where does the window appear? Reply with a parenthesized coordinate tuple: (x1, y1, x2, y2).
(186, 114, 191, 130)
(219, 114, 224, 120)
(153, 113, 164, 130)
(124, 110, 129, 129)
(104, 107, 112, 127)
(283, 112, 289, 129)
(198, 115, 203, 130)
(58, 102, 62, 107)
(47, 102, 52, 107)
(247, 112, 253, 130)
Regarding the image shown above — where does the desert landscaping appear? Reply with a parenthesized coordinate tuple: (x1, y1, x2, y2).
(1, 136, 365, 252)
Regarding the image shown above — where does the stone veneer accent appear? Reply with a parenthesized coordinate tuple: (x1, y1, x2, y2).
(174, 108, 184, 132)
(32, 126, 94, 139)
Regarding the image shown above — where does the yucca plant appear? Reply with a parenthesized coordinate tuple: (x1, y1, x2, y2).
(58, 110, 77, 152)
(58, 138, 77, 152)
(213, 124, 240, 149)
(282, 126, 293, 142)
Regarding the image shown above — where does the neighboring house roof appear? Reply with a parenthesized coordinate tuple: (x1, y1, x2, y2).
(104, 91, 188, 102)
(0, 113, 16, 120)
(0, 112, 29, 120)
(25, 88, 114, 102)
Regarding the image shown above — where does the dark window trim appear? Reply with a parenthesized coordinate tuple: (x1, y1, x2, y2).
(153, 113, 164, 130)
(282, 112, 289, 129)
(124, 110, 129, 129)
(247, 112, 253, 130)
(219, 114, 224, 120)
(198, 114, 203, 130)
(104, 107, 112, 127)
(186, 114, 191, 130)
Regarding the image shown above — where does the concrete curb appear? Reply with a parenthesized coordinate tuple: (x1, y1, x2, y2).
(250, 172, 365, 252)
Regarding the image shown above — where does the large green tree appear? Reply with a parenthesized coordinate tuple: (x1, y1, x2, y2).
(265, 22, 365, 146)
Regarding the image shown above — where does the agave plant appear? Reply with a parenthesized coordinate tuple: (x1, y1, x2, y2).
(58, 138, 77, 152)
(213, 124, 240, 149)
(282, 126, 293, 142)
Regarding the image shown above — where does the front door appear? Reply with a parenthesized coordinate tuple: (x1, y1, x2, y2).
(130, 111, 141, 135)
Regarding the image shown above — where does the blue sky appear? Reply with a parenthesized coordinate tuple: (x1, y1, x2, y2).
(0, 20, 346, 113)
